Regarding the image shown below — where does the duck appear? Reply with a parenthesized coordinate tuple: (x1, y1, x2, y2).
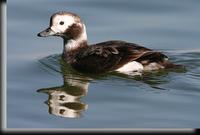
(37, 11, 181, 74)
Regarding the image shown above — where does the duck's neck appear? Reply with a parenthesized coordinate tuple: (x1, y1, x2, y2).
(63, 24, 88, 54)
(63, 39, 88, 53)
(62, 24, 88, 62)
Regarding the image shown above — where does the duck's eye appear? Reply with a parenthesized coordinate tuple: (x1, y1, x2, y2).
(59, 21, 64, 25)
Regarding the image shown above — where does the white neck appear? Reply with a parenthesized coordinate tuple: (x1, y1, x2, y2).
(63, 24, 87, 53)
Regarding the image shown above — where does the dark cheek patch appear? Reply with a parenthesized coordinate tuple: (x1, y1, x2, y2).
(64, 23, 82, 40)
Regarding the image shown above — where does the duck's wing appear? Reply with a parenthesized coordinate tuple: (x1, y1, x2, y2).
(73, 40, 168, 73)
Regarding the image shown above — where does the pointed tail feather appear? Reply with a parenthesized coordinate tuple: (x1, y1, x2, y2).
(163, 60, 185, 70)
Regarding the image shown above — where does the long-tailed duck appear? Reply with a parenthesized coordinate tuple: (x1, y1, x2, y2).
(38, 11, 181, 74)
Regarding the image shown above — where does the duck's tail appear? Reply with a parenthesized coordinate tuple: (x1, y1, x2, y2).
(162, 60, 185, 70)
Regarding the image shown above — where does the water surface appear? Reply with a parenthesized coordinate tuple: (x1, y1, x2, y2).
(7, 0, 200, 128)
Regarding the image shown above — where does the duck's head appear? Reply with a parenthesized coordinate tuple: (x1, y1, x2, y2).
(37, 11, 86, 41)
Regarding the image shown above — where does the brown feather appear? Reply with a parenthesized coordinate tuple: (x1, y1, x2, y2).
(67, 41, 144, 73)
(63, 40, 179, 73)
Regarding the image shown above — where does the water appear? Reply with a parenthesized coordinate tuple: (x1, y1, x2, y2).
(7, 0, 200, 128)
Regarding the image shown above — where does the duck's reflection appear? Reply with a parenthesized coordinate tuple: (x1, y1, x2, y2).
(37, 55, 186, 118)
(37, 55, 91, 118)
(37, 80, 89, 118)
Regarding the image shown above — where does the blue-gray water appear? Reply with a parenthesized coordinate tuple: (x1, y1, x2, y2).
(7, 0, 200, 128)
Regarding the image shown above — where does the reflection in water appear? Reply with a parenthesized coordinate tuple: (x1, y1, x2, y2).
(110, 67, 185, 90)
(37, 54, 186, 118)
(37, 80, 89, 118)
(37, 55, 91, 118)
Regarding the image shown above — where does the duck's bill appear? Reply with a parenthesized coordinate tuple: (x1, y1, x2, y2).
(37, 27, 56, 37)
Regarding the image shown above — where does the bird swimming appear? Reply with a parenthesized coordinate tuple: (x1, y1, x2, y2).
(37, 11, 182, 74)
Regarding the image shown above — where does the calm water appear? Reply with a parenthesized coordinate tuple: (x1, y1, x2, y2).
(7, 0, 200, 128)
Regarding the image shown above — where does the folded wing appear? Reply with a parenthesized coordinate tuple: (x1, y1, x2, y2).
(72, 40, 170, 73)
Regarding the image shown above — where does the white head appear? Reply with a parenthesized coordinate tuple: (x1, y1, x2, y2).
(50, 13, 77, 35)
(38, 11, 87, 41)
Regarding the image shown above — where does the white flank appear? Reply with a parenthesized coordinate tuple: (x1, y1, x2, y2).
(116, 61, 144, 73)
